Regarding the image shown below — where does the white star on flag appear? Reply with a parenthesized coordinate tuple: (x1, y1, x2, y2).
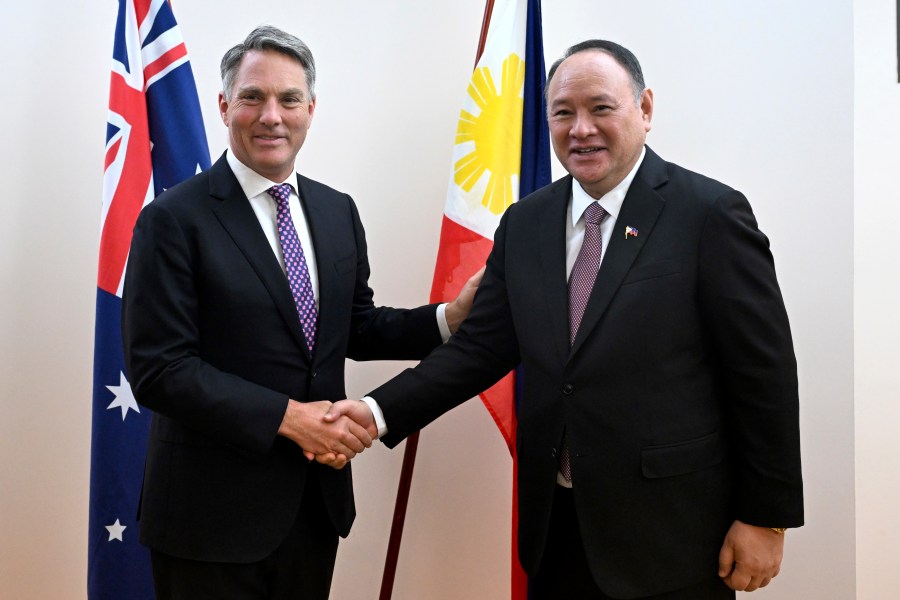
(106, 519, 126, 542)
(106, 371, 140, 420)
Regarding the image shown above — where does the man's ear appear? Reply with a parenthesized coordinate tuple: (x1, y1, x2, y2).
(218, 92, 230, 125)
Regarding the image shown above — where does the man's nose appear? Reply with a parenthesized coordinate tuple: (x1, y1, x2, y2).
(259, 97, 282, 125)
(570, 112, 597, 138)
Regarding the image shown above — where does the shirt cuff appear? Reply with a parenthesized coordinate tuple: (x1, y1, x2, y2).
(436, 303, 451, 342)
(361, 396, 388, 439)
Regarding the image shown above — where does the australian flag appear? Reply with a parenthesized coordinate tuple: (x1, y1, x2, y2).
(88, 1, 210, 598)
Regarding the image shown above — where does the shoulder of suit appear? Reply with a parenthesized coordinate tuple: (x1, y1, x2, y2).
(648, 155, 739, 205)
(508, 176, 571, 214)
(141, 169, 212, 215)
(295, 172, 351, 200)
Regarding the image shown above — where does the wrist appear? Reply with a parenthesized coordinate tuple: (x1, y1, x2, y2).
(277, 398, 299, 437)
(361, 396, 388, 438)
(444, 301, 462, 334)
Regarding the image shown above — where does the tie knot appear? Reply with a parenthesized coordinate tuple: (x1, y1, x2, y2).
(584, 202, 607, 225)
(266, 184, 293, 206)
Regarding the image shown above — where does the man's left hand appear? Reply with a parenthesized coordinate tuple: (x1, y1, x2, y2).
(444, 267, 485, 334)
(718, 520, 785, 592)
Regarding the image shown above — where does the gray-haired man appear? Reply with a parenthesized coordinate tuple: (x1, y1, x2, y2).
(123, 25, 476, 599)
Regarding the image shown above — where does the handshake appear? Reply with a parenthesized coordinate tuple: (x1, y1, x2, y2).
(274, 268, 485, 468)
(277, 398, 378, 469)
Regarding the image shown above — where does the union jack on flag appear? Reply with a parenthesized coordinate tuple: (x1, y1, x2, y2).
(88, 1, 209, 598)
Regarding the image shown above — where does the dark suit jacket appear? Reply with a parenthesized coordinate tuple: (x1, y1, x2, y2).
(122, 154, 441, 562)
(372, 147, 803, 598)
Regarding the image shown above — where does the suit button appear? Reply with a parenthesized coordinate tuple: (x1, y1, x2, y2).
(550, 448, 557, 458)
(311, 370, 317, 378)
(562, 383, 574, 395)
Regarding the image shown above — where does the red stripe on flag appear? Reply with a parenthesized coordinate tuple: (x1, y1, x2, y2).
(511, 450, 528, 598)
(429, 215, 494, 303)
(133, 0, 153, 26)
(479, 374, 516, 455)
(98, 72, 152, 294)
(104, 137, 122, 171)
(144, 43, 187, 83)
(429, 216, 518, 453)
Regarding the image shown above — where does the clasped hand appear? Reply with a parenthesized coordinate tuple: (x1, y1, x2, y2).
(278, 399, 376, 469)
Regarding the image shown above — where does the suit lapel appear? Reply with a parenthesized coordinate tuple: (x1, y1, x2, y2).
(208, 155, 311, 358)
(294, 174, 341, 361)
(537, 177, 577, 367)
(570, 148, 668, 358)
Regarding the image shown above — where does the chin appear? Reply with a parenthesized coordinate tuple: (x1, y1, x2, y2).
(573, 168, 609, 185)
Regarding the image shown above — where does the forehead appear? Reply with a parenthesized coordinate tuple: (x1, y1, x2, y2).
(234, 49, 308, 92)
(548, 50, 632, 102)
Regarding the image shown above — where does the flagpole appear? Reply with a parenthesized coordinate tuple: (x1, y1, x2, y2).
(377, 431, 419, 600)
(476, 0, 497, 66)
(377, 4, 496, 598)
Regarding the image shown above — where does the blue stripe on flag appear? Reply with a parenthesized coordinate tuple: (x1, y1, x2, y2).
(88, 290, 154, 600)
(143, 5, 177, 48)
(516, 0, 551, 410)
(519, 2, 551, 598)
(519, 0, 551, 199)
(106, 122, 121, 146)
(146, 63, 212, 194)
(111, 0, 129, 74)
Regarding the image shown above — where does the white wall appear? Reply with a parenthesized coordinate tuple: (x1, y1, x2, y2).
(0, 1, 864, 598)
(854, 1, 900, 598)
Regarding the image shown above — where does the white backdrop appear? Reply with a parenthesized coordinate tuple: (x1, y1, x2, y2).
(2, 0, 892, 598)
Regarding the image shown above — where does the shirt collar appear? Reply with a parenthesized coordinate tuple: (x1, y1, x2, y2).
(571, 146, 646, 226)
(226, 150, 297, 200)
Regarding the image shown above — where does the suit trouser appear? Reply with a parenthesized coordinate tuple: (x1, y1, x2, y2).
(150, 469, 339, 600)
(530, 485, 735, 600)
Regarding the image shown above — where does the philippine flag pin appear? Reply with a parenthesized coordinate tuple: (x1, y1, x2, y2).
(625, 226, 639, 239)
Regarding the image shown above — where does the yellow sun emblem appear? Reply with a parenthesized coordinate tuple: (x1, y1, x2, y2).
(453, 53, 525, 215)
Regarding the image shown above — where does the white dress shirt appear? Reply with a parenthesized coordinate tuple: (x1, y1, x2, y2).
(566, 146, 646, 277)
(226, 151, 321, 305)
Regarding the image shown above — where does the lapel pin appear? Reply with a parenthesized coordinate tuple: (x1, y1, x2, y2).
(625, 226, 639, 239)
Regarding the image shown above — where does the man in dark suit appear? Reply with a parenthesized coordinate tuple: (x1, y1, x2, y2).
(122, 25, 476, 600)
(326, 40, 804, 599)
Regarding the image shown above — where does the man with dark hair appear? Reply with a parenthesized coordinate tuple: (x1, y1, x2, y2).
(328, 39, 803, 599)
(122, 25, 476, 599)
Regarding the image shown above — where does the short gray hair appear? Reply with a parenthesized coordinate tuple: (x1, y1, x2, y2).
(220, 25, 316, 101)
(546, 40, 645, 107)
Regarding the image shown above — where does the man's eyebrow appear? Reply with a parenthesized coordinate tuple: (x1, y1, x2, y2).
(550, 93, 617, 108)
(235, 85, 307, 100)
(281, 87, 306, 99)
(236, 85, 263, 95)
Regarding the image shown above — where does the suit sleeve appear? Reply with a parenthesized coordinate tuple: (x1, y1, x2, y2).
(122, 202, 288, 457)
(698, 190, 804, 527)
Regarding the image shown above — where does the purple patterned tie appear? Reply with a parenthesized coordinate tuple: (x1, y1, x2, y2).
(267, 184, 317, 354)
(560, 201, 608, 482)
